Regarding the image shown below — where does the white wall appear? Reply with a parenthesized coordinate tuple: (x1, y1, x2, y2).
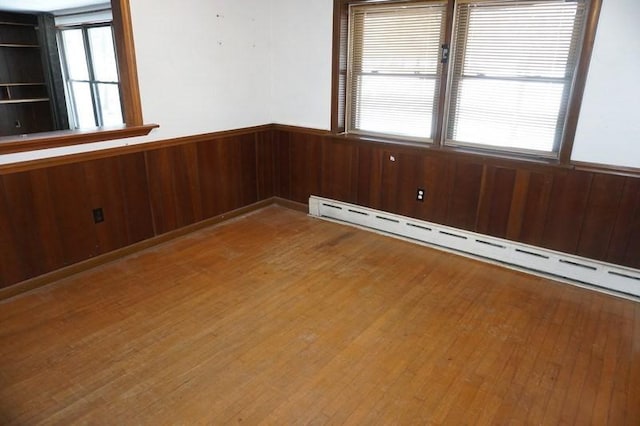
(571, 0, 640, 168)
(132, 0, 272, 140)
(269, 0, 333, 130)
(0, 0, 273, 165)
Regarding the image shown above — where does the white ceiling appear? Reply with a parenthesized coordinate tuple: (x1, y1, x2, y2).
(0, 0, 106, 13)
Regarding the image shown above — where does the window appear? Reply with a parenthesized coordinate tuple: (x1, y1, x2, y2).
(59, 24, 124, 129)
(335, 0, 599, 160)
(0, 0, 154, 155)
(348, 2, 446, 140)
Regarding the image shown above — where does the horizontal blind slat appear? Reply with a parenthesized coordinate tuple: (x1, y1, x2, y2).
(347, 2, 446, 140)
(446, 0, 586, 153)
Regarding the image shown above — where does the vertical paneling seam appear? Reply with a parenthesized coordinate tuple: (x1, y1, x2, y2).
(505, 169, 530, 241)
(474, 164, 491, 232)
(143, 151, 159, 237)
(571, 173, 594, 254)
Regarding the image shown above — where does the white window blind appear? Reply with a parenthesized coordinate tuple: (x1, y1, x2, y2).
(445, 0, 587, 154)
(347, 2, 447, 140)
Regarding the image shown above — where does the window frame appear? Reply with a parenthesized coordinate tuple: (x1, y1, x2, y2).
(59, 22, 123, 129)
(331, 0, 602, 164)
(345, 1, 448, 142)
(0, 0, 156, 155)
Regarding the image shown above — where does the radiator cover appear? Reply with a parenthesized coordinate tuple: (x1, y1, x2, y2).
(309, 196, 640, 300)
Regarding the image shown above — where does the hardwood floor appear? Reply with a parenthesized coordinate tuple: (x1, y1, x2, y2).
(0, 205, 638, 424)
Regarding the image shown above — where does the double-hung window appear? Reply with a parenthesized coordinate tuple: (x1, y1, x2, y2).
(340, 0, 593, 159)
(58, 24, 123, 129)
(348, 2, 447, 140)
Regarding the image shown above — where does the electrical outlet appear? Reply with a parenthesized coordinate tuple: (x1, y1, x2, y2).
(92, 208, 104, 223)
(416, 188, 425, 202)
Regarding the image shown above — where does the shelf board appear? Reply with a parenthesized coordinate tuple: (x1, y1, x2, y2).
(0, 21, 36, 27)
(0, 98, 49, 104)
(0, 83, 46, 87)
(0, 43, 39, 48)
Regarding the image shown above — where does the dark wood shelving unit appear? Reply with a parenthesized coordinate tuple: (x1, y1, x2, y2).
(0, 11, 66, 136)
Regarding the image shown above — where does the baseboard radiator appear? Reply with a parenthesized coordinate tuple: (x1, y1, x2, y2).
(308, 196, 640, 299)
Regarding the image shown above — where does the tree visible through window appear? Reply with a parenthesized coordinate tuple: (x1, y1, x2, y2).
(59, 24, 123, 129)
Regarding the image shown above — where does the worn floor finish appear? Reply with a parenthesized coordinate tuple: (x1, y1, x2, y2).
(0, 205, 638, 424)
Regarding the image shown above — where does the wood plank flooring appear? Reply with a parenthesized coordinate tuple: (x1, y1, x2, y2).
(0, 205, 638, 424)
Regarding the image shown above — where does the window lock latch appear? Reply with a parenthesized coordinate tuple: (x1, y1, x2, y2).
(441, 44, 450, 64)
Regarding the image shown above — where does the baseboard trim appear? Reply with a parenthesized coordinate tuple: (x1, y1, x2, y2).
(272, 197, 308, 212)
(0, 198, 276, 302)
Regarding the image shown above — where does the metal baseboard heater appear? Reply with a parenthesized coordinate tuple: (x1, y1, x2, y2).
(308, 196, 640, 300)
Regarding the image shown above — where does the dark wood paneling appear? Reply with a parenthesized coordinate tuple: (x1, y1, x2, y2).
(288, 132, 322, 204)
(117, 152, 154, 244)
(517, 172, 553, 246)
(255, 130, 276, 200)
(542, 171, 593, 253)
(198, 137, 228, 217)
(476, 166, 517, 238)
(238, 134, 260, 208)
(415, 155, 451, 224)
(47, 163, 98, 265)
(146, 144, 202, 234)
(391, 151, 423, 218)
(274, 130, 291, 199)
(623, 218, 640, 270)
(197, 134, 258, 218)
(607, 178, 640, 269)
(82, 153, 154, 254)
(356, 144, 384, 210)
(2, 170, 66, 280)
(2, 124, 640, 293)
(505, 170, 531, 241)
(0, 155, 153, 287)
(0, 129, 271, 290)
(276, 127, 640, 270)
(382, 151, 452, 223)
(320, 138, 358, 204)
(379, 150, 400, 213)
(621, 178, 640, 269)
(83, 156, 131, 254)
(446, 161, 483, 231)
(0, 176, 32, 286)
(576, 174, 626, 260)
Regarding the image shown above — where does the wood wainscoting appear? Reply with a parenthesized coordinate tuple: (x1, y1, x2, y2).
(273, 127, 640, 271)
(1, 123, 639, 295)
(0, 125, 276, 291)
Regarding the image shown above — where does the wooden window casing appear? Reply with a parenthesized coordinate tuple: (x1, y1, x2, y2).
(331, 0, 602, 164)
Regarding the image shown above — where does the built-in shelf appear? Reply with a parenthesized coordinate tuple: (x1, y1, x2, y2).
(0, 98, 49, 104)
(0, 83, 48, 103)
(0, 43, 39, 48)
(0, 21, 35, 27)
(0, 83, 45, 86)
(0, 10, 60, 136)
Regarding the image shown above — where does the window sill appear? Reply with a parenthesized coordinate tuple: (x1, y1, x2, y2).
(330, 131, 574, 170)
(0, 124, 159, 155)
